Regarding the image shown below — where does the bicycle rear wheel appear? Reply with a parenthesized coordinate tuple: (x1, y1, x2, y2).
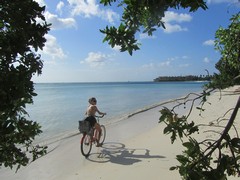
(99, 125, 106, 144)
(80, 133, 92, 157)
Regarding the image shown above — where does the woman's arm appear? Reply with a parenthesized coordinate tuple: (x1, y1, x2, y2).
(95, 106, 106, 115)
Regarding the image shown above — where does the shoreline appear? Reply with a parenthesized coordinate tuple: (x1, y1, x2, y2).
(1, 86, 240, 179)
(34, 90, 203, 147)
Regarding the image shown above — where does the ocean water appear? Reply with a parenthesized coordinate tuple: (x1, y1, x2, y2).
(26, 81, 207, 142)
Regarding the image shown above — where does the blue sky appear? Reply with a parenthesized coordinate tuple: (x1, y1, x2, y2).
(33, 0, 240, 83)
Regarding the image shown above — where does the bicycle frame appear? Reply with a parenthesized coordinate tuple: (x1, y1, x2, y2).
(80, 115, 106, 157)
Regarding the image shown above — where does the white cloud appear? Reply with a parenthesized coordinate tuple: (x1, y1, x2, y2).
(67, 0, 119, 23)
(162, 11, 192, 33)
(101, 9, 119, 24)
(112, 45, 121, 51)
(163, 23, 188, 33)
(68, 0, 99, 17)
(41, 34, 67, 60)
(139, 33, 157, 39)
(81, 52, 109, 67)
(159, 61, 171, 67)
(141, 63, 155, 69)
(140, 61, 171, 71)
(203, 39, 215, 46)
(164, 11, 192, 23)
(56, 1, 65, 15)
(203, 57, 210, 63)
(158, 56, 190, 68)
(142, 59, 173, 70)
(45, 11, 76, 30)
(34, 0, 46, 6)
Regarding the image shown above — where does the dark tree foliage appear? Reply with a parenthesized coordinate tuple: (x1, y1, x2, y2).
(0, 0, 50, 171)
(207, 13, 240, 89)
(100, 0, 207, 55)
(154, 75, 212, 82)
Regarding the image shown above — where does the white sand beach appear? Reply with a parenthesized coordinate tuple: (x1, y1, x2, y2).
(1, 86, 240, 180)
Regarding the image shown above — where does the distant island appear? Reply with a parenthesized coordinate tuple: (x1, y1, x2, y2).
(154, 75, 212, 82)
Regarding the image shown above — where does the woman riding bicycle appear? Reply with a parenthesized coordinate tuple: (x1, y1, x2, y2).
(85, 97, 106, 147)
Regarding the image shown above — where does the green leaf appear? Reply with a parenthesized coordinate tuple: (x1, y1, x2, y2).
(183, 142, 193, 149)
(163, 126, 171, 134)
(159, 114, 166, 123)
(170, 166, 177, 171)
(231, 138, 240, 148)
(176, 155, 190, 164)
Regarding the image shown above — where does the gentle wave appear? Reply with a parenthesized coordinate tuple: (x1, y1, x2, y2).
(34, 89, 204, 147)
(28, 81, 206, 144)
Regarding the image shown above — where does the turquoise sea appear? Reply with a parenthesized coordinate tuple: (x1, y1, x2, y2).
(27, 81, 207, 142)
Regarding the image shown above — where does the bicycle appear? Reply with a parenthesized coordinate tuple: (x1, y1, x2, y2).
(78, 115, 106, 157)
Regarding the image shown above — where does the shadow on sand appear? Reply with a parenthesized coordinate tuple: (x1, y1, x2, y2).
(86, 142, 165, 165)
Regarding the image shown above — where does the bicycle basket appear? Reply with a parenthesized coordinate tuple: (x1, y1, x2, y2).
(78, 120, 90, 133)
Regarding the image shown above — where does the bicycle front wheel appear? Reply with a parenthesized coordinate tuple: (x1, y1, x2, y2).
(80, 133, 92, 157)
(99, 125, 106, 144)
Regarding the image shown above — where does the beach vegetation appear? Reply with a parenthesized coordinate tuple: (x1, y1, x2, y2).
(159, 13, 240, 179)
(0, 0, 50, 171)
(207, 13, 240, 89)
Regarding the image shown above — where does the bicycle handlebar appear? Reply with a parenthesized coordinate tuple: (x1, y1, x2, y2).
(95, 114, 105, 118)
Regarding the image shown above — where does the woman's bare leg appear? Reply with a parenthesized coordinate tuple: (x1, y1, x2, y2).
(94, 123, 102, 146)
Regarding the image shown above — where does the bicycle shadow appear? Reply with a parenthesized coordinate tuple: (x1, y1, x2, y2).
(87, 142, 165, 165)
